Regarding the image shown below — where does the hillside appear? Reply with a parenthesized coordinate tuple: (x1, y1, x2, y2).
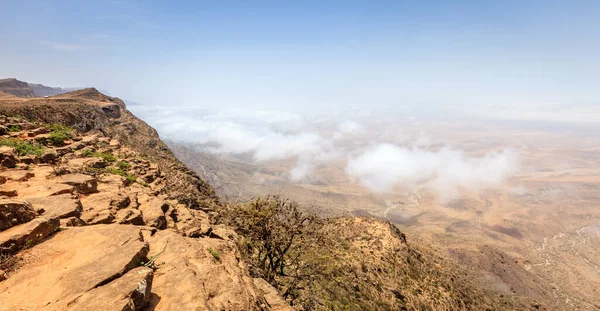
(0, 86, 548, 310)
(0, 78, 35, 97)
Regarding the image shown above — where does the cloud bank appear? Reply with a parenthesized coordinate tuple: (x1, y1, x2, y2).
(132, 105, 520, 198)
(346, 144, 519, 200)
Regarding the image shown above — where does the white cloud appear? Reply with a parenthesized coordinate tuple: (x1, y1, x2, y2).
(346, 144, 519, 200)
(338, 120, 364, 133)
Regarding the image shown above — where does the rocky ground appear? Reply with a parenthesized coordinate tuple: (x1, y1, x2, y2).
(0, 97, 291, 310)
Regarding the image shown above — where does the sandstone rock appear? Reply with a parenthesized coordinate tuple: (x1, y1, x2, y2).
(26, 194, 82, 219)
(67, 267, 153, 311)
(80, 192, 118, 224)
(3, 183, 73, 198)
(60, 217, 86, 227)
(0, 146, 17, 168)
(116, 208, 145, 225)
(56, 173, 98, 194)
(67, 157, 106, 169)
(0, 217, 59, 254)
(31, 127, 49, 136)
(0, 269, 6, 282)
(142, 230, 262, 311)
(0, 225, 149, 310)
(253, 278, 294, 311)
(55, 146, 75, 156)
(0, 170, 35, 182)
(40, 148, 58, 163)
(137, 194, 167, 230)
(0, 189, 17, 197)
(209, 224, 238, 241)
(0, 199, 37, 231)
(171, 204, 211, 237)
(19, 155, 39, 165)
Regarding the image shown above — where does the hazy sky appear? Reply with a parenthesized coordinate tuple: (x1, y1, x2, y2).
(1, 0, 599, 114)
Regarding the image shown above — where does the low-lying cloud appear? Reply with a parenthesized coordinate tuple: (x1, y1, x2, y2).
(132, 105, 521, 198)
(346, 144, 519, 200)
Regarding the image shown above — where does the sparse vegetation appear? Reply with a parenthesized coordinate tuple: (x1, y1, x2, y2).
(83, 150, 116, 162)
(7, 124, 20, 132)
(47, 123, 74, 146)
(222, 196, 510, 310)
(117, 160, 131, 170)
(0, 138, 44, 156)
(208, 248, 220, 261)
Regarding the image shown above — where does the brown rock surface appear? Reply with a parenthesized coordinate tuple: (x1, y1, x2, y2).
(142, 230, 263, 311)
(0, 170, 35, 182)
(56, 173, 98, 194)
(0, 217, 59, 254)
(0, 146, 17, 168)
(26, 194, 82, 219)
(67, 267, 153, 311)
(0, 199, 37, 231)
(0, 225, 148, 310)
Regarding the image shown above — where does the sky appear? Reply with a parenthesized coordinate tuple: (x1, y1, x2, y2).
(1, 0, 599, 115)
(2, 0, 599, 195)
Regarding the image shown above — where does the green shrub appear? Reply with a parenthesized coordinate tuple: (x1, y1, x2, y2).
(49, 131, 70, 146)
(47, 123, 73, 146)
(83, 150, 116, 163)
(0, 138, 44, 156)
(124, 173, 137, 185)
(117, 160, 131, 170)
(208, 248, 220, 261)
(7, 125, 20, 132)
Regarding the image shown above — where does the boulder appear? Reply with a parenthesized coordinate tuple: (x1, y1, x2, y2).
(137, 194, 167, 230)
(26, 194, 82, 219)
(0, 225, 149, 310)
(0, 199, 37, 231)
(2, 182, 73, 199)
(80, 192, 118, 224)
(60, 217, 86, 227)
(19, 155, 40, 165)
(66, 267, 153, 311)
(67, 157, 106, 169)
(0, 146, 17, 168)
(56, 174, 98, 194)
(0, 217, 59, 254)
(40, 148, 58, 163)
(170, 204, 211, 237)
(116, 208, 145, 225)
(0, 170, 35, 182)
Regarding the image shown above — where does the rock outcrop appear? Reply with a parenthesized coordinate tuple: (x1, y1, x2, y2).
(0, 95, 281, 310)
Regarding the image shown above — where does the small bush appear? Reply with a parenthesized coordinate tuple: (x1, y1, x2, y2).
(48, 123, 73, 146)
(117, 160, 131, 170)
(124, 173, 137, 185)
(208, 248, 220, 261)
(7, 125, 20, 132)
(49, 131, 70, 146)
(83, 150, 116, 163)
(0, 138, 44, 156)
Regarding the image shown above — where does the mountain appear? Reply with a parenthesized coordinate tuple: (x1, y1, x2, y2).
(0, 78, 112, 99)
(0, 78, 36, 97)
(0, 83, 550, 310)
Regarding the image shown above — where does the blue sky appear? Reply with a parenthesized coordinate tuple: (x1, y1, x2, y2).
(1, 0, 599, 115)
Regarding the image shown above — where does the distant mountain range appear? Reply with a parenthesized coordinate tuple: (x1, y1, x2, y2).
(0, 78, 111, 98)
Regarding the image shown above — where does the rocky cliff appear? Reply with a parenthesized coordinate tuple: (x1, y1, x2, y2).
(0, 89, 289, 310)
